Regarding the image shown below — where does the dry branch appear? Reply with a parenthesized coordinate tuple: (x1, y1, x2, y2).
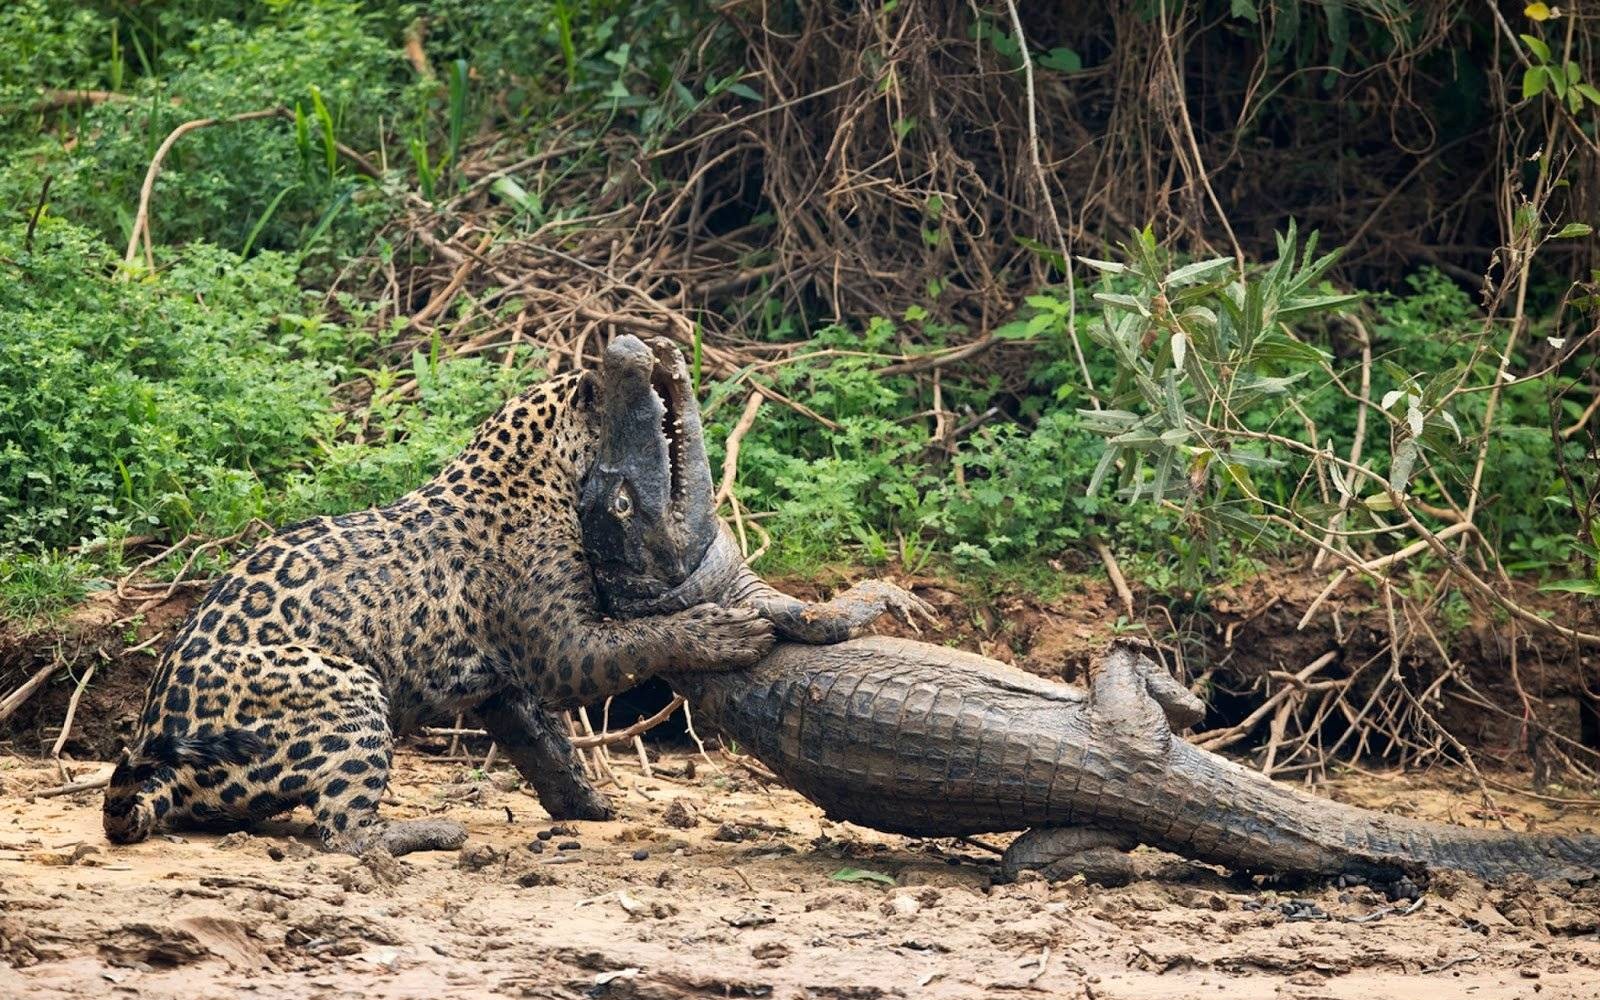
(122, 108, 287, 273)
(0, 662, 58, 726)
(715, 392, 763, 509)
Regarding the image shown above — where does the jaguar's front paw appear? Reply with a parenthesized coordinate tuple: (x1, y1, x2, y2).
(552, 785, 614, 822)
(679, 603, 776, 669)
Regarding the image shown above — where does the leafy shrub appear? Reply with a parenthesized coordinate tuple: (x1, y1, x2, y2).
(1, 0, 411, 258)
(0, 220, 336, 551)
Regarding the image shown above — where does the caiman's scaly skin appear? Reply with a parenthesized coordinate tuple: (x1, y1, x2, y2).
(582, 337, 1600, 883)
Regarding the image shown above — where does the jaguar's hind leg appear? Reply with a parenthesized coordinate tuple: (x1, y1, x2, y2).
(273, 668, 465, 857)
(303, 736, 465, 857)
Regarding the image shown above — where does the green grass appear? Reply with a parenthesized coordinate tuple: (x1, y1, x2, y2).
(0, 552, 93, 630)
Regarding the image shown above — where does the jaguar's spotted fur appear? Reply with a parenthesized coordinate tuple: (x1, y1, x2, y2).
(103, 367, 773, 855)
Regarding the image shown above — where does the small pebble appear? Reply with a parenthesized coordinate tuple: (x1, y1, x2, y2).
(536, 830, 554, 841)
(632, 849, 649, 861)
(528, 841, 545, 854)
(558, 840, 581, 851)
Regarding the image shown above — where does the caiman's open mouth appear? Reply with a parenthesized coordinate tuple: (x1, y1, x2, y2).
(647, 341, 688, 504)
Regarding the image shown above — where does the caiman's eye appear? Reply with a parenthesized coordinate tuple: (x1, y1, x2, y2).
(613, 490, 632, 517)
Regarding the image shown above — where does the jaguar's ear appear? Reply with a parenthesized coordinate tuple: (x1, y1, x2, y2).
(573, 369, 601, 412)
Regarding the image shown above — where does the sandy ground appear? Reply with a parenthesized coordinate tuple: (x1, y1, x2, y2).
(3, 749, 1598, 1000)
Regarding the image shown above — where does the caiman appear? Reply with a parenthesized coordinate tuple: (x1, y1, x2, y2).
(580, 334, 1600, 883)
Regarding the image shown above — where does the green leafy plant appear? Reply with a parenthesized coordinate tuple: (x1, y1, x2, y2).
(829, 867, 896, 886)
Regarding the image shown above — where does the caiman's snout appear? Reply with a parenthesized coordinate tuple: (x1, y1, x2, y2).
(581, 334, 718, 605)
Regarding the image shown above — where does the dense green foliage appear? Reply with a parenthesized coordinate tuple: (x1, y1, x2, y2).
(0, 1, 1592, 633)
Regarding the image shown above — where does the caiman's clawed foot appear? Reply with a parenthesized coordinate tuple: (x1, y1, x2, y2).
(840, 579, 939, 634)
(751, 576, 938, 644)
(1001, 827, 1140, 886)
(1090, 640, 1206, 734)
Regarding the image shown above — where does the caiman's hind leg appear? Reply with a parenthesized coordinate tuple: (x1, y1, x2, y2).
(1001, 827, 1140, 886)
(473, 688, 612, 821)
(1001, 640, 1204, 885)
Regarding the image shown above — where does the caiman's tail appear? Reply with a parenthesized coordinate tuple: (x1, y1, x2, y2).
(1073, 642, 1600, 882)
(102, 730, 266, 844)
(1156, 739, 1600, 882)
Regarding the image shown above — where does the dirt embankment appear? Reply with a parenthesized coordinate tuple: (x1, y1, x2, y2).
(3, 750, 1600, 1000)
(3, 565, 1599, 998)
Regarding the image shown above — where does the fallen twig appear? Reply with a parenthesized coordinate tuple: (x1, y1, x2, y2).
(0, 662, 59, 726)
(1197, 651, 1339, 752)
(122, 108, 287, 274)
(1091, 537, 1136, 621)
(36, 772, 113, 799)
(572, 695, 687, 749)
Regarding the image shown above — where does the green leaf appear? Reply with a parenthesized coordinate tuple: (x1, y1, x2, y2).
(1038, 47, 1082, 72)
(1014, 237, 1066, 273)
(308, 85, 337, 180)
(1523, 65, 1547, 100)
(1576, 83, 1600, 105)
(1164, 256, 1233, 286)
(727, 82, 764, 103)
(1551, 223, 1593, 239)
(1274, 292, 1362, 318)
(1094, 292, 1149, 317)
(993, 320, 1033, 340)
(1087, 446, 1119, 496)
(1539, 579, 1600, 596)
(491, 176, 540, 217)
(1520, 33, 1552, 63)
(1076, 256, 1127, 275)
(1025, 313, 1056, 336)
(830, 867, 897, 885)
(241, 183, 301, 258)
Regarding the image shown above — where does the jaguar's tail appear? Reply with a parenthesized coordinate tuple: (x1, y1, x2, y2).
(102, 730, 267, 844)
